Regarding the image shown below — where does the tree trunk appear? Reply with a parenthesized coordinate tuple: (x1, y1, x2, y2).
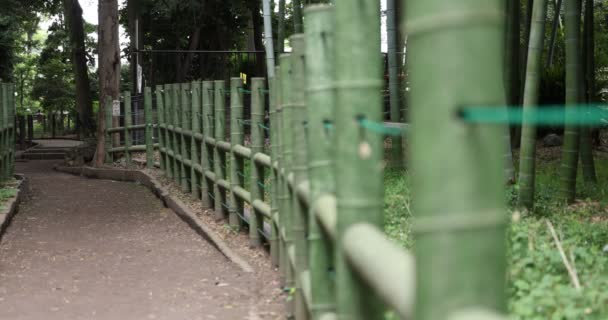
(580, 0, 597, 183)
(387, 0, 403, 167)
(517, 0, 548, 209)
(277, 0, 286, 53)
(63, 0, 95, 138)
(262, 0, 276, 77)
(504, 0, 520, 182)
(293, 0, 303, 33)
(546, 0, 563, 68)
(128, 0, 143, 94)
(249, 1, 265, 77)
(96, 0, 121, 166)
(560, 0, 582, 203)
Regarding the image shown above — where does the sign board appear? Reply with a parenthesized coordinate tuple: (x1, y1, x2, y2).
(112, 100, 120, 117)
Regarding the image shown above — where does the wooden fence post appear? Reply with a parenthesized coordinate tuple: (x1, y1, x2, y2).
(144, 87, 154, 169)
(191, 81, 202, 199)
(124, 91, 133, 167)
(274, 67, 287, 277)
(405, 0, 508, 318)
(214, 80, 228, 220)
(201, 81, 215, 208)
(334, 0, 385, 318)
(304, 5, 336, 318)
(156, 85, 166, 172)
(250, 77, 266, 247)
(180, 83, 191, 191)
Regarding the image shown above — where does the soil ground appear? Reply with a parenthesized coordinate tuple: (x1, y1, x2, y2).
(0, 159, 284, 320)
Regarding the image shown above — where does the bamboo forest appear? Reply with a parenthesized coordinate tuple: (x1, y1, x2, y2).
(0, 0, 607, 319)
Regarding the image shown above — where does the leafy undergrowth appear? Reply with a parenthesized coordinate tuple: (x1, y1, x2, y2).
(382, 154, 608, 319)
(0, 179, 18, 211)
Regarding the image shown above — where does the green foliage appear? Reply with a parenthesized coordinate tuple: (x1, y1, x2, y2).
(384, 156, 608, 319)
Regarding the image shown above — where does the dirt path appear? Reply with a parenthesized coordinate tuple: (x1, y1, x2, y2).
(0, 160, 283, 320)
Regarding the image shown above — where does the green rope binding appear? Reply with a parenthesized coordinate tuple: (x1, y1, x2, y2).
(357, 118, 407, 137)
(460, 105, 608, 126)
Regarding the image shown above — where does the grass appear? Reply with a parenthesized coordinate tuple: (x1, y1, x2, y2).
(382, 152, 608, 319)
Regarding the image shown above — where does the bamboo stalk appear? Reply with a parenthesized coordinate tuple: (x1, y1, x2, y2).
(201, 81, 215, 208)
(172, 83, 182, 185)
(250, 78, 266, 247)
(229, 78, 244, 229)
(517, 0, 548, 208)
(144, 87, 154, 169)
(269, 75, 280, 266)
(214, 80, 228, 221)
(304, 5, 336, 319)
(156, 85, 166, 172)
(335, 0, 385, 318)
(191, 81, 202, 199)
(164, 84, 175, 179)
(560, 0, 582, 203)
(406, 0, 509, 318)
(180, 83, 191, 192)
(124, 91, 133, 167)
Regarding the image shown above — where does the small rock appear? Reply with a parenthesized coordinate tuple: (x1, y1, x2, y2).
(543, 133, 563, 147)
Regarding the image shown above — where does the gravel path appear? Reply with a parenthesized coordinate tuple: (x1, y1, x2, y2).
(0, 160, 282, 320)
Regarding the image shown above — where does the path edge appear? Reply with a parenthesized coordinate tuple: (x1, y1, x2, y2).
(54, 165, 254, 273)
(0, 174, 29, 241)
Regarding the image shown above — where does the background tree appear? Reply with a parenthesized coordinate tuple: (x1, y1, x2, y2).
(518, 0, 548, 209)
(560, 0, 582, 203)
(96, 0, 121, 166)
(63, 0, 95, 138)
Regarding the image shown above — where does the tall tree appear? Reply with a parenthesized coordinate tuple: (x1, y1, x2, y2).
(96, 0, 121, 166)
(546, 0, 563, 68)
(504, 0, 521, 182)
(63, 0, 95, 138)
(292, 0, 303, 33)
(277, 0, 286, 53)
(517, 0, 548, 209)
(387, 0, 402, 167)
(560, 0, 582, 203)
(580, 0, 597, 183)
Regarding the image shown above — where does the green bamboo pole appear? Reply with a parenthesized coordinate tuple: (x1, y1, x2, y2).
(289, 34, 309, 320)
(191, 81, 202, 199)
(560, 0, 582, 203)
(517, 0, 548, 209)
(269, 74, 280, 266)
(334, 1, 385, 318)
(279, 53, 295, 316)
(229, 78, 244, 229)
(405, 0, 508, 319)
(304, 6, 336, 318)
(156, 85, 166, 172)
(250, 78, 266, 247)
(104, 98, 114, 165)
(274, 66, 287, 273)
(144, 87, 154, 169)
(172, 83, 182, 185)
(124, 91, 133, 167)
(181, 83, 192, 192)
(202, 81, 215, 208)
(214, 80, 228, 221)
(580, 0, 597, 184)
(164, 84, 174, 179)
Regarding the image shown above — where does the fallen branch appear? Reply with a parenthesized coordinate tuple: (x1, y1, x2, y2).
(545, 219, 582, 291)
